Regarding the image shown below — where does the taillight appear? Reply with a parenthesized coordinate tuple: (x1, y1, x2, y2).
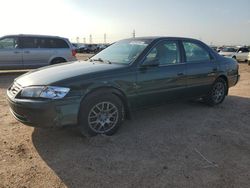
(72, 49, 76, 57)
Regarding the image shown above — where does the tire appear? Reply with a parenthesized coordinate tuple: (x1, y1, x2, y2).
(50, 58, 66, 65)
(78, 91, 124, 137)
(204, 78, 227, 106)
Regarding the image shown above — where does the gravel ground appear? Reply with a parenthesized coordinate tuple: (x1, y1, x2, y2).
(0, 58, 250, 188)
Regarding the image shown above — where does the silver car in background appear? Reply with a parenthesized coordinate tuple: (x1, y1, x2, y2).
(0, 34, 77, 69)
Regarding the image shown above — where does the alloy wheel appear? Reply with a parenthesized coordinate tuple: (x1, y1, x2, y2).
(212, 82, 225, 104)
(88, 102, 119, 134)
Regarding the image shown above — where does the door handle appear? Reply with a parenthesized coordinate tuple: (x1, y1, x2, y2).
(14, 51, 20, 54)
(24, 51, 30, 54)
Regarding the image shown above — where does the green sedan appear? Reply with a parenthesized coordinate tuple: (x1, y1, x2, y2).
(7, 37, 240, 136)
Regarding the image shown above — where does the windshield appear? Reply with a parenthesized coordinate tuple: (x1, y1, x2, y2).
(221, 47, 237, 52)
(90, 39, 152, 64)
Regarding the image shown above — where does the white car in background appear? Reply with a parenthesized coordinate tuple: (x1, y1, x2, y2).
(219, 47, 237, 57)
(219, 47, 250, 62)
(232, 47, 250, 62)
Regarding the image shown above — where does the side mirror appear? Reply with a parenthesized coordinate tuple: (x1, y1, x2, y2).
(142, 58, 160, 67)
(238, 51, 242, 53)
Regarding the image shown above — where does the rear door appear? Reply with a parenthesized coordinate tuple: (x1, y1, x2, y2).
(20, 37, 52, 68)
(0, 36, 22, 69)
(135, 40, 187, 108)
(182, 40, 219, 98)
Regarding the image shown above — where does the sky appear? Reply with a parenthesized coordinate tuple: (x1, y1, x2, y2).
(0, 0, 250, 45)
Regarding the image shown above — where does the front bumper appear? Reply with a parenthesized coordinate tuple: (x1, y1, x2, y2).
(7, 94, 81, 128)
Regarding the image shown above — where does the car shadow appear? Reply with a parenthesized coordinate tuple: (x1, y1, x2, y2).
(32, 95, 250, 188)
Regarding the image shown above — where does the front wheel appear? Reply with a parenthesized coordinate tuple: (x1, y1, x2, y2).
(204, 78, 227, 106)
(79, 92, 124, 137)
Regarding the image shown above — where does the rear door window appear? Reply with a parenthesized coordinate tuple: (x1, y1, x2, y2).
(21, 37, 40, 48)
(183, 41, 211, 62)
(21, 37, 69, 49)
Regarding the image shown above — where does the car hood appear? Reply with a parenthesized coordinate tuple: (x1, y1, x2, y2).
(15, 61, 124, 87)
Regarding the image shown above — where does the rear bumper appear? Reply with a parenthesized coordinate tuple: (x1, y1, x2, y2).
(7, 95, 81, 128)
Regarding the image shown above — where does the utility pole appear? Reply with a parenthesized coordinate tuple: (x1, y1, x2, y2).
(104, 33, 107, 44)
(83, 37, 86, 44)
(76, 37, 79, 43)
(89, 34, 92, 44)
(132, 29, 135, 38)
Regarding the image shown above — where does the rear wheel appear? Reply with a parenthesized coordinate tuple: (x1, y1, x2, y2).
(79, 92, 124, 137)
(204, 78, 227, 106)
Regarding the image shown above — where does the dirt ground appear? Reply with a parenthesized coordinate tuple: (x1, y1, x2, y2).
(0, 57, 250, 188)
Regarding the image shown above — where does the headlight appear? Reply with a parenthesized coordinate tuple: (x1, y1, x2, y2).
(21, 86, 70, 99)
(21, 86, 44, 98)
(40, 86, 70, 99)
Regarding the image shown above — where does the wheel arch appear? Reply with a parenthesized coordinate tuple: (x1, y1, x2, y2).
(49, 57, 67, 65)
(78, 86, 131, 121)
(216, 74, 229, 95)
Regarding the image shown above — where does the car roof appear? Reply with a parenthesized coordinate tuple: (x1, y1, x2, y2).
(125, 36, 202, 42)
(1, 34, 67, 40)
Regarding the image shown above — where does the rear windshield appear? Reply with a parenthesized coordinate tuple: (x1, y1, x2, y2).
(20, 37, 69, 49)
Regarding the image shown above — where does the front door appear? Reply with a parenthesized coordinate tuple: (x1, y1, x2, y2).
(135, 40, 186, 108)
(0, 37, 22, 69)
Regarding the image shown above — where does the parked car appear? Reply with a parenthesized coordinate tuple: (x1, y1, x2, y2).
(7, 37, 240, 137)
(75, 44, 86, 53)
(0, 34, 77, 69)
(71, 43, 78, 48)
(75, 44, 98, 53)
(232, 47, 250, 62)
(218, 47, 237, 57)
(97, 44, 108, 52)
